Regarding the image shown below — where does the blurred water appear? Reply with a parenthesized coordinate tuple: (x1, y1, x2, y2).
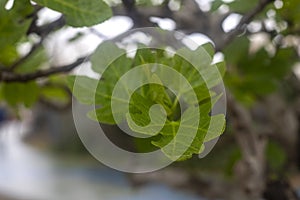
(0, 121, 203, 200)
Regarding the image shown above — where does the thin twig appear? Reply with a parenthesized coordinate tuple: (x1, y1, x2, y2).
(89, 28, 109, 39)
(27, 16, 66, 37)
(0, 56, 89, 83)
(8, 40, 43, 72)
(1, 10, 65, 72)
(216, 0, 274, 51)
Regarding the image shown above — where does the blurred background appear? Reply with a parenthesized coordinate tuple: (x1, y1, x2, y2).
(1, 0, 300, 199)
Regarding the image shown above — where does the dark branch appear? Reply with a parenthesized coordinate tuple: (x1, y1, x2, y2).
(113, 4, 172, 19)
(89, 28, 109, 39)
(122, 0, 135, 11)
(27, 16, 66, 37)
(216, 0, 274, 51)
(0, 56, 88, 83)
(26, 5, 43, 33)
(7, 40, 43, 72)
(2, 0, 273, 83)
(118, 0, 157, 27)
(0, 11, 67, 73)
(112, 1, 223, 44)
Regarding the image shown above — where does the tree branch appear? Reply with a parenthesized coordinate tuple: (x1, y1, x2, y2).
(112, 0, 223, 45)
(0, 56, 88, 83)
(227, 92, 267, 199)
(216, 0, 274, 51)
(27, 16, 66, 37)
(7, 40, 43, 72)
(89, 28, 109, 39)
(115, 0, 161, 27)
(0, 13, 67, 73)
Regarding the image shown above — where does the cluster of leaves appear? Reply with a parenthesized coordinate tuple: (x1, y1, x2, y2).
(0, 0, 227, 161)
(33, 0, 112, 27)
(1, 0, 298, 169)
(0, 0, 112, 108)
(68, 41, 226, 160)
(212, 0, 299, 176)
(224, 36, 297, 105)
(209, 0, 299, 107)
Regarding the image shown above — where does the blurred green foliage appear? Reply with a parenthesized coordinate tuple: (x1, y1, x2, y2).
(0, 0, 299, 175)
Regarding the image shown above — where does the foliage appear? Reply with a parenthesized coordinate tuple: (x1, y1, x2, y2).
(0, 0, 33, 65)
(224, 37, 297, 105)
(68, 41, 226, 160)
(0, 0, 112, 109)
(0, 0, 299, 175)
(34, 0, 112, 27)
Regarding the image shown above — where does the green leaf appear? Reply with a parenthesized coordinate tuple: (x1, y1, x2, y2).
(175, 46, 224, 91)
(224, 36, 250, 64)
(88, 44, 133, 123)
(91, 41, 127, 74)
(227, 0, 259, 13)
(279, 0, 300, 24)
(203, 114, 226, 142)
(201, 43, 215, 57)
(34, 0, 112, 27)
(130, 96, 225, 160)
(215, 61, 226, 78)
(67, 75, 99, 104)
(0, 45, 18, 66)
(15, 47, 48, 73)
(176, 45, 213, 72)
(40, 85, 70, 104)
(70, 48, 133, 123)
(0, 0, 33, 60)
(151, 106, 202, 160)
(88, 105, 116, 124)
(71, 42, 226, 161)
(147, 74, 173, 115)
(2, 81, 39, 107)
(133, 47, 164, 66)
(127, 92, 167, 136)
(225, 46, 296, 102)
